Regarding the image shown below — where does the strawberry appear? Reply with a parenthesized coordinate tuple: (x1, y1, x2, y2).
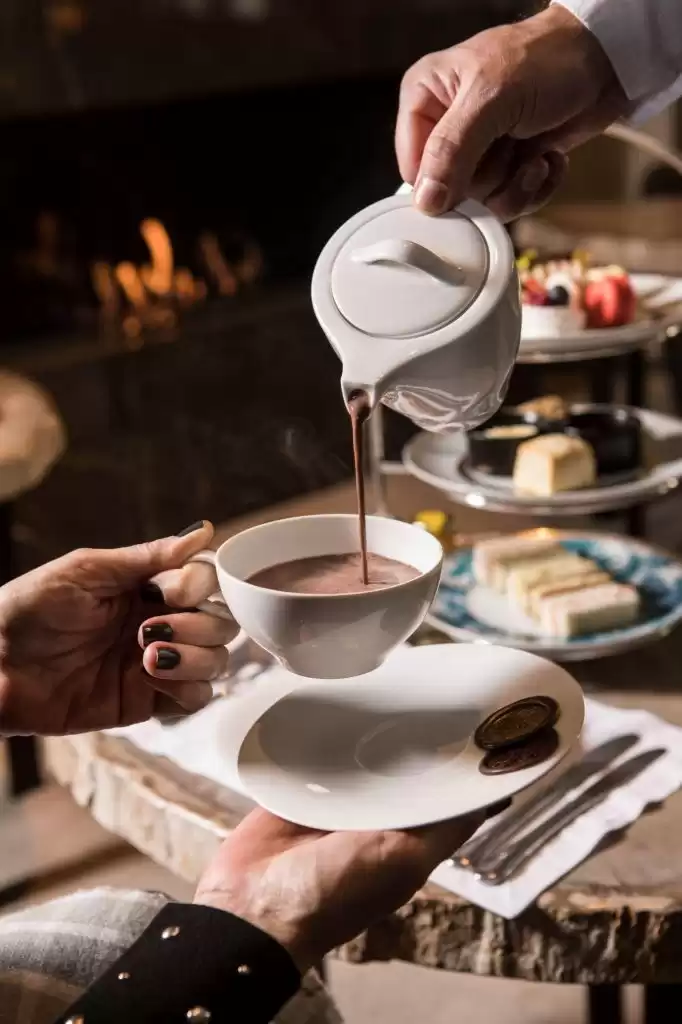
(522, 278, 547, 306)
(583, 275, 636, 328)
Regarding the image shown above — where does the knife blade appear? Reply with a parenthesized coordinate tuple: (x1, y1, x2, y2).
(453, 734, 641, 871)
(478, 747, 667, 885)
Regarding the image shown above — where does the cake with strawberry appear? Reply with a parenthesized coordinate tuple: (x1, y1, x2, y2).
(583, 264, 638, 329)
(518, 251, 637, 339)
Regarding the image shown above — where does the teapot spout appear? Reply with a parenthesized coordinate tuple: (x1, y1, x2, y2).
(340, 374, 384, 414)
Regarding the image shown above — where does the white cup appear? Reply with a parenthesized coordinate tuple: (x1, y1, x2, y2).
(190, 513, 443, 679)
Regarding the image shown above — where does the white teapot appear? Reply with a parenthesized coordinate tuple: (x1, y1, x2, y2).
(312, 193, 521, 433)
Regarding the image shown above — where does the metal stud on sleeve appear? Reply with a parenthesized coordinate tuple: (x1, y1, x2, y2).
(161, 925, 181, 939)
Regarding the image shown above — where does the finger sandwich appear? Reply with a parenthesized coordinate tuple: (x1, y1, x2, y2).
(472, 535, 560, 590)
(506, 553, 600, 614)
(528, 571, 610, 618)
(537, 582, 639, 638)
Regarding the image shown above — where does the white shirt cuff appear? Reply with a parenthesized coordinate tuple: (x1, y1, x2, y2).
(552, 0, 682, 120)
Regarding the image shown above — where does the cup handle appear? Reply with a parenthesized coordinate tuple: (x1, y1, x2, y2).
(186, 549, 247, 657)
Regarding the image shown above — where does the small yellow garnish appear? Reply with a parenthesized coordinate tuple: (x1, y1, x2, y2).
(414, 509, 448, 535)
(516, 248, 538, 272)
(414, 510, 457, 551)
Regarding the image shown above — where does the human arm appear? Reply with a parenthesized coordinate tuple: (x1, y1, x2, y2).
(396, 3, 629, 219)
(52, 901, 302, 1024)
(554, 0, 682, 123)
(0, 887, 335, 1024)
(51, 809, 480, 1024)
(0, 521, 234, 735)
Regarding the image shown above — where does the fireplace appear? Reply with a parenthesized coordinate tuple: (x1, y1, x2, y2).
(2, 1, 527, 569)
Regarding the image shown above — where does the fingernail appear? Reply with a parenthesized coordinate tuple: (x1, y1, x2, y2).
(155, 647, 181, 670)
(176, 520, 206, 538)
(142, 623, 174, 646)
(485, 797, 513, 820)
(520, 160, 549, 194)
(414, 176, 449, 215)
(140, 582, 164, 603)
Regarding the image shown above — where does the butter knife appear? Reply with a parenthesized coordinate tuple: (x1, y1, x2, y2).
(453, 734, 640, 871)
(478, 747, 666, 885)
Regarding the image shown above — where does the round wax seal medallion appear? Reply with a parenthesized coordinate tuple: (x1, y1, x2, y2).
(474, 696, 559, 751)
(479, 727, 559, 776)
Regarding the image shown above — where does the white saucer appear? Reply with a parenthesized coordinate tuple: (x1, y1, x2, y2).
(233, 645, 585, 831)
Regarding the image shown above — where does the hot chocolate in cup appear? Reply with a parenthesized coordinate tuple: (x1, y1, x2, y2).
(189, 514, 443, 679)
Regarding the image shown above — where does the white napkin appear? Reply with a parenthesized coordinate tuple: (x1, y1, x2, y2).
(108, 661, 295, 800)
(112, 670, 682, 920)
(431, 697, 682, 918)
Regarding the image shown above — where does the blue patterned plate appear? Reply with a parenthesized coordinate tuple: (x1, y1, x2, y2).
(427, 530, 682, 661)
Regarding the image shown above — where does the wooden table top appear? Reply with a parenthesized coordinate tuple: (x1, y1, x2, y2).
(44, 474, 682, 985)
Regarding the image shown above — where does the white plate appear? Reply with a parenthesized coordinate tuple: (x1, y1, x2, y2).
(516, 273, 682, 364)
(517, 273, 682, 362)
(232, 645, 584, 831)
(632, 273, 682, 311)
(464, 460, 639, 493)
(403, 407, 682, 516)
(519, 318, 659, 360)
(428, 529, 682, 661)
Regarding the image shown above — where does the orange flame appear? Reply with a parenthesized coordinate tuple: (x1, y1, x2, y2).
(91, 218, 260, 333)
(140, 219, 174, 296)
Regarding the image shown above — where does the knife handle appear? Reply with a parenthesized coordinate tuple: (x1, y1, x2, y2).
(455, 785, 559, 868)
(479, 786, 609, 885)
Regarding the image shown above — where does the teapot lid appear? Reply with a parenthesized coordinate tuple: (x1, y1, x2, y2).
(328, 197, 489, 338)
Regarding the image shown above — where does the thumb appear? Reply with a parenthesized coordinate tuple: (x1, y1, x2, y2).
(414, 85, 505, 215)
(70, 520, 215, 594)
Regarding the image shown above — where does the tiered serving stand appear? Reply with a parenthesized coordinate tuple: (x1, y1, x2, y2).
(367, 126, 682, 660)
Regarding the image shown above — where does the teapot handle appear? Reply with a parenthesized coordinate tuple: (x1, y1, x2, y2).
(350, 239, 463, 286)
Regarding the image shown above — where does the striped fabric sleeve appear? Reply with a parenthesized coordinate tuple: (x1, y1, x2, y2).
(0, 887, 342, 1024)
(553, 0, 682, 121)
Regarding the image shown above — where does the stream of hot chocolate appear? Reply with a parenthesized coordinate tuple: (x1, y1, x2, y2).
(348, 390, 371, 586)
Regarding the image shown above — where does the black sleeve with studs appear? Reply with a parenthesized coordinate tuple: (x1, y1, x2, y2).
(55, 903, 301, 1024)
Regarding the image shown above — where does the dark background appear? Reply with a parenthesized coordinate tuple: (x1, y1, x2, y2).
(1, 1, 532, 569)
(0, 1, 531, 116)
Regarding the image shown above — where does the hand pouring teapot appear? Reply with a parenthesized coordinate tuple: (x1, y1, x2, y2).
(312, 192, 521, 433)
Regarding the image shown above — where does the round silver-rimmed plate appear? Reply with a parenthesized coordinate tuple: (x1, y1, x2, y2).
(402, 407, 682, 516)
(517, 274, 682, 364)
(464, 460, 641, 493)
(427, 529, 682, 661)
(518, 320, 659, 364)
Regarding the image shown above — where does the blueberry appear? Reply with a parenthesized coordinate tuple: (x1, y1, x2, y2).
(545, 285, 570, 307)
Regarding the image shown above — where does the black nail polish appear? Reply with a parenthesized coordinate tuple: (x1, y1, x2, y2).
(156, 647, 181, 670)
(140, 582, 164, 603)
(142, 623, 174, 646)
(176, 521, 206, 538)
